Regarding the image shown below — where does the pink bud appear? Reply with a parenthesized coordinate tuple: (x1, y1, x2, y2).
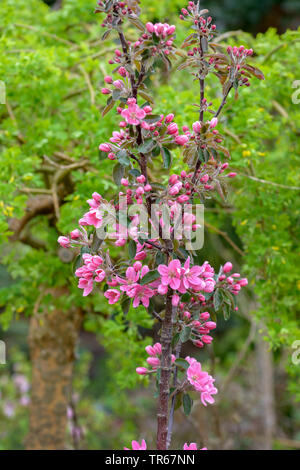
(104, 76, 113, 84)
(147, 357, 160, 367)
(175, 135, 189, 145)
(200, 312, 210, 321)
(192, 121, 202, 133)
(167, 123, 178, 135)
(228, 172, 237, 178)
(153, 343, 162, 355)
(209, 117, 218, 128)
(146, 22, 155, 33)
(165, 113, 175, 123)
(136, 367, 148, 375)
(205, 321, 217, 330)
(239, 278, 248, 286)
(70, 229, 81, 240)
(223, 262, 233, 273)
(121, 178, 129, 187)
(101, 88, 111, 95)
(202, 335, 213, 344)
(133, 261, 142, 271)
(144, 106, 152, 114)
(169, 174, 179, 185)
(99, 143, 111, 152)
(137, 175, 146, 184)
(118, 66, 127, 77)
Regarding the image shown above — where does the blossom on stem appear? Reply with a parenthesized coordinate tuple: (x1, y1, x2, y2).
(121, 98, 146, 125)
(186, 357, 218, 406)
(183, 443, 207, 450)
(124, 439, 147, 450)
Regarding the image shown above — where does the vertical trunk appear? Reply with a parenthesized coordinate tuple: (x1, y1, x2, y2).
(26, 288, 83, 450)
(254, 328, 276, 450)
(156, 290, 173, 450)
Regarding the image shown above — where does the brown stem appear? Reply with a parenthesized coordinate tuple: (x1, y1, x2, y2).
(166, 340, 182, 449)
(214, 85, 233, 118)
(156, 288, 174, 450)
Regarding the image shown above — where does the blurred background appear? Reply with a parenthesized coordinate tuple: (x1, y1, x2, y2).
(0, 0, 299, 450)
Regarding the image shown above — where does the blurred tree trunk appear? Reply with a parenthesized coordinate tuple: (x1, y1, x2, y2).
(51, 0, 63, 10)
(254, 328, 276, 450)
(26, 288, 83, 450)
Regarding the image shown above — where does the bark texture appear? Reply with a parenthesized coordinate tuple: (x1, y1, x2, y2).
(156, 289, 173, 450)
(254, 328, 276, 450)
(27, 288, 83, 450)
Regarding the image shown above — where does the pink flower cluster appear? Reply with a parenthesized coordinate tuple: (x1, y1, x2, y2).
(75, 254, 105, 297)
(157, 257, 215, 303)
(218, 262, 248, 296)
(101, 66, 129, 96)
(115, 264, 155, 308)
(78, 192, 104, 229)
(227, 46, 254, 88)
(180, 2, 216, 33)
(136, 342, 176, 375)
(183, 311, 217, 348)
(186, 356, 218, 406)
(97, 1, 139, 30)
(134, 22, 176, 57)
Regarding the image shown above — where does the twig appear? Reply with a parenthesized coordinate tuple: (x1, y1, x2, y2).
(271, 100, 289, 119)
(204, 221, 245, 256)
(240, 174, 300, 191)
(5, 99, 25, 143)
(79, 65, 95, 106)
(13, 23, 74, 46)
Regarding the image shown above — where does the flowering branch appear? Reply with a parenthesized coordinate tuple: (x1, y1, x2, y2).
(58, 0, 264, 450)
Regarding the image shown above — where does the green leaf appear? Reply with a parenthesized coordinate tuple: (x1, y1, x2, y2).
(183, 393, 193, 416)
(113, 163, 125, 186)
(138, 139, 157, 154)
(174, 392, 183, 411)
(175, 358, 189, 369)
(180, 326, 191, 343)
(116, 149, 130, 166)
(139, 270, 160, 285)
(121, 296, 131, 315)
(128, 239, 137, 259)
(172, 332, 180, 347)
(161, 147, 172, 169)
(213, 288, 224, 312)
(222, 302, 232, 321)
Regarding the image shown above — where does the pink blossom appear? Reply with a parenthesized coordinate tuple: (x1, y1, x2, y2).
(104, 289, 121, 304)
(209, 117, 218, 128)
(99, 143, 111, 152)
(58, 236, 70, 248)
(192, 121, 202, 133)
(158, 259, 181, 290)
(186, 358, 218, 406)
(175, 134, 189, 145)
(183, 443, 207, 450)
(121, 99, 146, 125)
(124, 439, 147, 450)
(136, 367, 149, 375)
(223, 262, 233, 273)
(70, 229, 81, 240)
